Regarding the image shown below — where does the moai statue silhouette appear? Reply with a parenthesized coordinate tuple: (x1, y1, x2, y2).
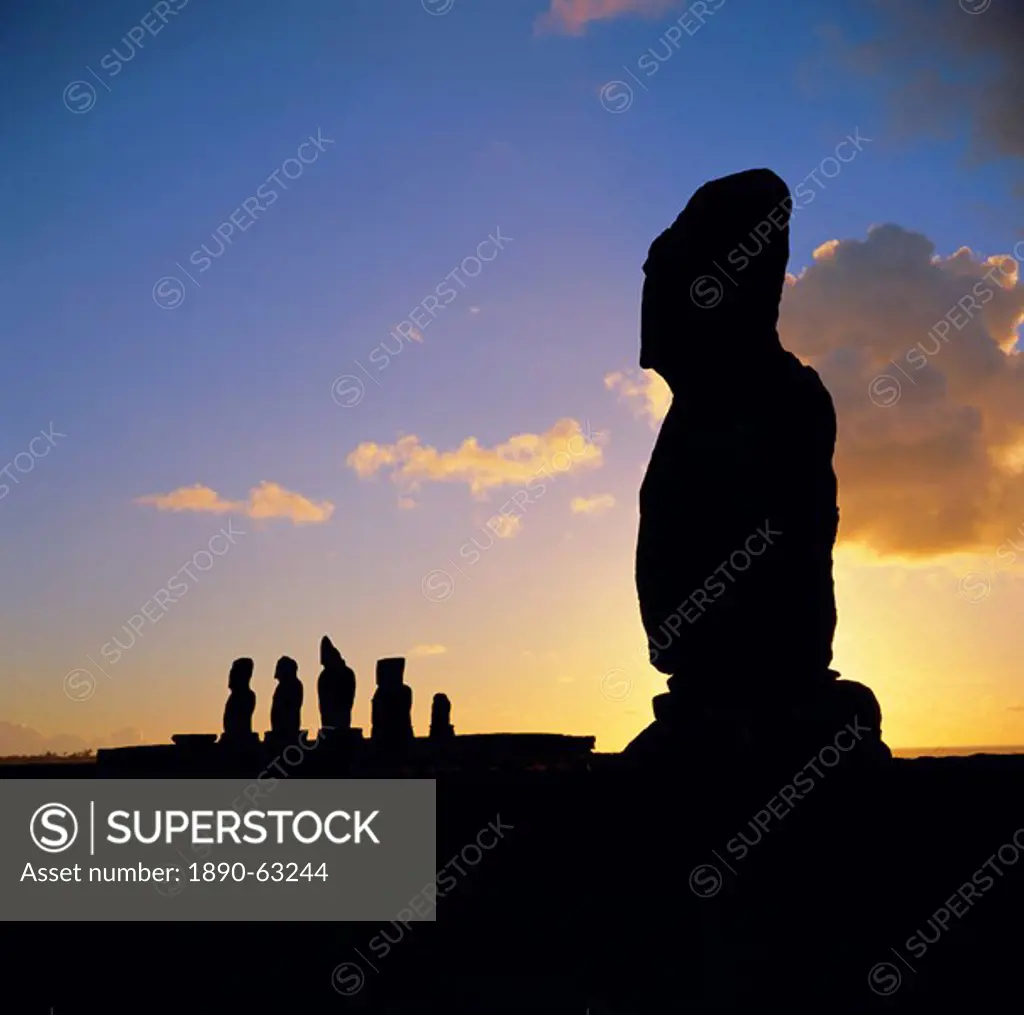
(429, 693, 455, 740)
(628, 166, 887, 764)
(371, 657, 413, 747)
(317, 635, 356, 739)
(270, 655, 303, 740)
(221, 657, 256, 742)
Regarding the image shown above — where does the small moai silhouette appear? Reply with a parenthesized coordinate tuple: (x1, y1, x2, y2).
(371, 657, 413, 746)
(317, 635, 356, 738)
(222, 657, 256, 741)
(270, 655, 303, 739)
(429, 693, 455, 740)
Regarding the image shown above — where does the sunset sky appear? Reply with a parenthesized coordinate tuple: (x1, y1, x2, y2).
(1, 0, 1022, 754)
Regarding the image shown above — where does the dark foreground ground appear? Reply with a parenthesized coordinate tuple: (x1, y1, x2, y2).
(2, 749, 1022, 1014)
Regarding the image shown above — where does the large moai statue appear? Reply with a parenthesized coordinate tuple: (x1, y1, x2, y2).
(371, 657, 413, 747)
(270, 655, 303, 741)
(221, 657, 257, 743)
(317, 635, 356, 739)
(627, 166, 888, 763)
(429, 693, 455, 740)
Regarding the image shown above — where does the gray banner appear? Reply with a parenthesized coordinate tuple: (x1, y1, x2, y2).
(1, 779, 435, 921)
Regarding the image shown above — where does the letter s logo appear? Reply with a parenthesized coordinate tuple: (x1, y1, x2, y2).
(30, 803, 79, 853)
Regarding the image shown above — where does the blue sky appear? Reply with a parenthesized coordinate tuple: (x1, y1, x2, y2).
(1, 0, 1021, 753)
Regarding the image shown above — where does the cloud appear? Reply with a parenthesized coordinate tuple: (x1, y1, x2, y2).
(409, 644, 448, 657)
(838, 2, 1023, 200)
(245, 482, 335, 525)
(484, 512, 522, 539)
(136, 484, 238, 514)
(535, 0, 677, 35)
(137, 481, 334, 526)
(605, 369, 672, 427)
(346, 418, 604, 498)
(571, 493, 616, 515)
(813, 239, 841, 261)
(397, 496, 417, 510)
(779, 223, 1024, 558)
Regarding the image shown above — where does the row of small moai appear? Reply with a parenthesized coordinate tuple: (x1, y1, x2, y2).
(220, 635, 456, 750)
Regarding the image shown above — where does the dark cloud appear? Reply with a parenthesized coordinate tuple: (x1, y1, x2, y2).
(843, 1, 1023, 204)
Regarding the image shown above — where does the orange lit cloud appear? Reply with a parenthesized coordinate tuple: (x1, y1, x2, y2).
(812, 238, 840, 261)
(535, 0, 677, 35)
(571, 493, 616, 515)
(780, 225, 1024, 558)
(409, 644, 448, 657)
(245, 481, 335, 524)
(136, 481, 334, 526)
(136, 484, 238, 515)
(346, 418, 604, 498)
(604, 369, 672, 428)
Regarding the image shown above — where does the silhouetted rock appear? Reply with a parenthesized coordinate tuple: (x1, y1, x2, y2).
(317, 635, 355, 740)
(429, 693, 455, 740)
(220, 657, 257, 743)
(624, 674, 889, 768)
(269, 655, 302, 740)
(631, 167, 885, 757)
(371, 657, 413, 747)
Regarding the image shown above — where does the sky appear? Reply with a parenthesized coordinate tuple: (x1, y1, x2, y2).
(0, 0, 1022, 754)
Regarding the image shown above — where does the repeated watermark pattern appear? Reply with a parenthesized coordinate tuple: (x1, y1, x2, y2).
(599, 0, 727, 114)
(868, 241, 1024, 408)
(62, 0, 191, 115)
(331, 814, 512, 996)
(867, 827, 1024, 996)
(689, 716, 872, 898)
(956, 519, 1024, 604)
(0, 424, 67, 503)
(690, 131, 873, 309)
(420, 421, 604, 603)
(62, 520, 246, 702)
(332, 228, 513, 409)
(422, 0, 456, 14)
(152, 129, 335, 309)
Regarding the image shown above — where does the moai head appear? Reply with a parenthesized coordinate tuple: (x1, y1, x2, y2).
(640, 168, 791, 391)
(320, 635, 344, 669)
(274, 656, 299, 682)
(228, 657, 254, 691)
(376, 657, 406, 689)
